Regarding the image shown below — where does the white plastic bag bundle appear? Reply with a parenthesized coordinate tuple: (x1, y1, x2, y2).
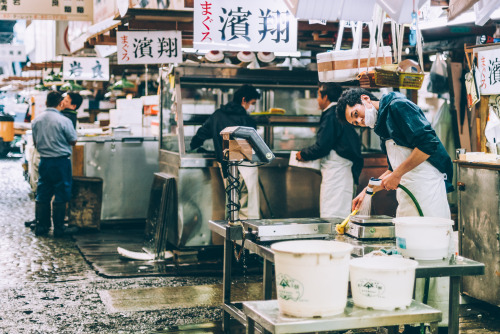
(427, 53, 448, 94)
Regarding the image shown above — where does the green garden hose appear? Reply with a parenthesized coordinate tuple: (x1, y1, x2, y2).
(397, 184, 424, 217)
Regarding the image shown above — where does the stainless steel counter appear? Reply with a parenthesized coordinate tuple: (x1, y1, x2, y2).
(243, 299, 441, 334)
(456, 161, 500, 307)
(208, 219, 485, 334)
(81, 136, 159, 222)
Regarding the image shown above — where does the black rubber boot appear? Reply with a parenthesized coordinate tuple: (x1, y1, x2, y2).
(24, 218, 36, 228)
(53, 203, 78, 237)
(34, 201, 51, 236)
(52, 202, 67, 237)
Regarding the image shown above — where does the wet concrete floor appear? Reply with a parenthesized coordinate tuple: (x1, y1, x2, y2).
(0, 157, 499, 334)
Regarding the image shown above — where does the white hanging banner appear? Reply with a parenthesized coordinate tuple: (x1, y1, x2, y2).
(116, 31, 182, 65)
(62, 57, 110, 81)
(193, 0, 297, 52)
(0, 44, 26, 62)
(478, 48, 500, 95)
(0, 0, 93, 21)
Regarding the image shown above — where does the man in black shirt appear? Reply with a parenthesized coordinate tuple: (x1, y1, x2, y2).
(190, 84, 261, 219)
(296, 83, 363, 218)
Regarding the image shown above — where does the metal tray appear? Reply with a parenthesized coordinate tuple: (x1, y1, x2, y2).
(349, 215, 394, 225)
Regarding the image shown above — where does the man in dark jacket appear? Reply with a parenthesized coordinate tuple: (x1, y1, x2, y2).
(190, 84, 261, 219)
(296, 83, 363, 218)
(60, 92, 83, 129)
(336, 88, 453, 331)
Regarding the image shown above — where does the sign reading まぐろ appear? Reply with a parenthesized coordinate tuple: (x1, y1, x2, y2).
(117, 31, 182, 65)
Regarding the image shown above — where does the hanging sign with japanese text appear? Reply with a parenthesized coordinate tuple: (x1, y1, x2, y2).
(117, 31, 182, 65)
(0, 0, 93, 21)
(193, 0, 297, 52)
(62, 57, 110, 81)
(0, 44, 26, 62)
(478, 48, 500, 95)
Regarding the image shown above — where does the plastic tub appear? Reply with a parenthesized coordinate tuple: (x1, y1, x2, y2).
(271, 240, 353, 317)
(350, 256, 418, 310)
(393, 217, 454, 260)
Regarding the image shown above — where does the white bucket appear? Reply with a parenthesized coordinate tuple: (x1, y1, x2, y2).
(271, 240, 353, 317)
(350, 256, 419, 310)
(393, 217, 454, 260)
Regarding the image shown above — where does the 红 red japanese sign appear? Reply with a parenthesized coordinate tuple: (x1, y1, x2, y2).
(194, 0, 297, 52)
(0, 0, 93, 21)
(117, 31, 182, 65)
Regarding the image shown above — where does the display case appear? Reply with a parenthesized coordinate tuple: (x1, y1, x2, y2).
(158, 65, 323, 248)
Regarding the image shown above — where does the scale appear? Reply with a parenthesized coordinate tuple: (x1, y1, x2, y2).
(241, 218, 341, 242)
(345, 215, 395, 240)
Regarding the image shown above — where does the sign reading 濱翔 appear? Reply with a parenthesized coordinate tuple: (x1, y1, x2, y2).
(193, 0, 297, 52)
(0, 0, 93, 21)
(117, 31, 182, 65)
(62, 57, 109, 81)
(478, 48, 500, 95)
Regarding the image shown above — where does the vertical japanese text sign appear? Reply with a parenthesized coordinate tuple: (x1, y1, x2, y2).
(478, 48, 500, 95)
(63, 57, 110, 81)
(193, 0, 297, 52)
(117, 31, 182, 65)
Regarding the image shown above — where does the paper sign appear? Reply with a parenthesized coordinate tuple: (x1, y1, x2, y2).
(117, 31, 182, 65)
(194, 0, 297, 52)
(0, 0, 93, 21)
(63, 57, 110, 81)
(289, 150, 321, 170)
(0, 44, 26, 62)
(478, 48, 500, 95)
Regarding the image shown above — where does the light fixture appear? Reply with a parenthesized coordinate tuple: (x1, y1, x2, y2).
(205, 50, 225, 62)
(237, 51, 256, 63)
(257, 52, 275, 63)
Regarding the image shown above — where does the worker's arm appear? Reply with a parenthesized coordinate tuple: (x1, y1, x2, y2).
(352, 169, 391, 211)
(69, 141, 77, 146)
(381, 147, 430, 190)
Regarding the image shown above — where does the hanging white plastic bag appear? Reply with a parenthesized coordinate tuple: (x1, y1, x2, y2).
(427, 53, 448, 94)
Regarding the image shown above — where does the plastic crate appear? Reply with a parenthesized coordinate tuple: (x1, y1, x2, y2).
(374, 68, 424, 90)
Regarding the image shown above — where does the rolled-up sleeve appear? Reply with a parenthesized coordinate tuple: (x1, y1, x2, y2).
(387, 100, 439, 156)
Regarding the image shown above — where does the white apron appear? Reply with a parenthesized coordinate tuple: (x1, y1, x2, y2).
(385, 139, 450, 326)
(237, 165, 260, 220)
(319, 149, 353, 218)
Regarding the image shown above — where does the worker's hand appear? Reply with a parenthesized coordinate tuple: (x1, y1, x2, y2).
(381, 172, 402, 191)
(296, 151, 304, 161)
(352, 190, 367, 211)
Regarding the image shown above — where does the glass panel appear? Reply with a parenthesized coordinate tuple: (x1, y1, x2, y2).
(270, 88, 319, 115)
(272, 126, 317, 152)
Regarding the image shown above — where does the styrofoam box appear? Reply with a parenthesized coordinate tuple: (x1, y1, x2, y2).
(317, 46, 392, 83)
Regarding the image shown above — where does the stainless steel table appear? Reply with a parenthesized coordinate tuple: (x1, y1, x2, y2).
(243, 299, 441, 334)
(208, 220, 485, 334)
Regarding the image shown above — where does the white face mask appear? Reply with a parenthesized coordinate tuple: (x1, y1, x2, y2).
(246, 104, 256, 113)
(363, 100, 377, 128)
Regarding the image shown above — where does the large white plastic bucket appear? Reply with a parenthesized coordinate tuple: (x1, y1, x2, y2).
(350, 256, 419, 310)
(393, 217, 454, 260)
(271, 240, 353, 317)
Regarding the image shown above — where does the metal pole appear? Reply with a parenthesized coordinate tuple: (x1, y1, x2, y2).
(144, 64, 148, 96)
